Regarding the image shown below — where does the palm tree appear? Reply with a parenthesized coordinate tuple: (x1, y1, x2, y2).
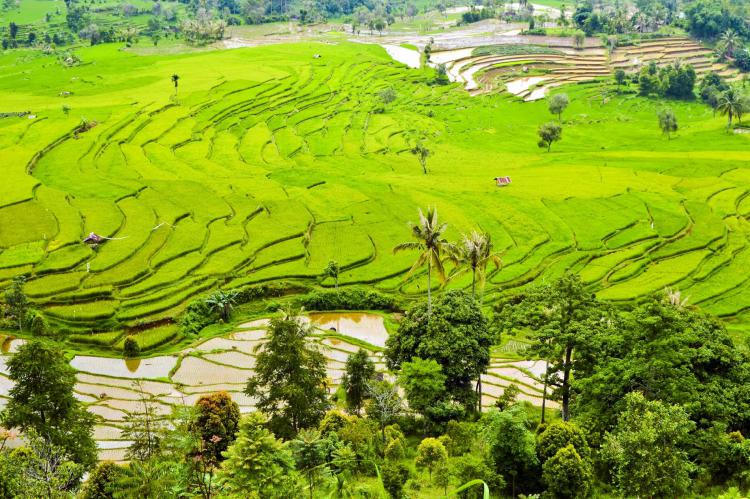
(451, 231, 502, 300)
(718, 86, 747, 129)
(393, 207, 454, 316)
(717, 29, 739, 59)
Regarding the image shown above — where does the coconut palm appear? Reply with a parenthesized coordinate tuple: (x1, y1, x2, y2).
(717, 29, 739, 59)
(451, 231, 502, 300)
(393, 207, 454, 316)
(171, 73, 180, 94)
(718, 86, 747, 129)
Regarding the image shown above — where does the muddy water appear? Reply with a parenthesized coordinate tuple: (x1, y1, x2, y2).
(70, 355, 176, 379)
(309, 312, 389, 348)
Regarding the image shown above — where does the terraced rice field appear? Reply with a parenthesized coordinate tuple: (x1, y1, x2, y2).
(436, 37, 738, 100)
(610, 37, 740, 80)
(0, 314, 550, 460)
(1, 39, 750, 346)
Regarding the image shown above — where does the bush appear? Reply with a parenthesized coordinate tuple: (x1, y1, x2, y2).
(381, 461, 411, 498)
(298, 289, 398, 311)
(123, 336, 140, 358)
(29, 312, 49, 336)
(79, 461, 124, 499)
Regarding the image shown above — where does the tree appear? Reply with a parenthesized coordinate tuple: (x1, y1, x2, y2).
(573, 297, 750, 442)
(537, 121, 562, 152)
(717, 28, 739, 59)
(542, 445, 592, 499)
(718, 86, 747, 129)
(451, 231, 502, 300)
(548, 93, 569, 122)
(449, 454, 502, 499)
(614, 68, 626, 91)
(4, 276, 29, 332)
(494, 383, 520, 411)
(398, 357, 448, 417)
(393, 207, 454, 316)
(80, 461, 124, 499)
(537, 421, 590, 464)
(658, 108, 678, 139)
(194, 391, 240, 463)
(378, 87, 397, 106)
(218, 412, 300, 497)
(122, 381, 164, 463)
(324, 260, 340, 289)
(342, 349, 376, 415)
(366, 380, 403, 444)
(114, 457, 177, 498)
(123, 336, 140, 357)
(415, 437, 448, 481)
(8, 430, 84, 497)
(381, 461, 410, 499)
(495, 274, 608, 421)
(1, 341, 97, 469)
(480, 406, 539, 496)
(602, 392, 695, 497)
(171, 73, 180, 94)
(386, 291, 492, 410)
(291, 428, 327, 499)
(411, 142, 430, 174)
(245, 313, 330, 438)
(205, 289, 238, 322)
(573, 30, 585, 49)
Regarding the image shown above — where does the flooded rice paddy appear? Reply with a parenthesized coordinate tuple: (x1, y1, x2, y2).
(0, 313, 552, 461)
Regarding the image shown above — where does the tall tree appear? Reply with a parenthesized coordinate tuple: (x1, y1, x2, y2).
(393, 207, 454, 316)
(4, 276, 29, 332)
(122, 381, 164, 463)
(1, 341, 97, 469)
(718, 86, 747, 129)
(341, 349, 376, 415)
(245, 313, 330, 438)
(451, 231, 502, 300)
(386, 291, 492, 411)
(495, 274, 609, 421)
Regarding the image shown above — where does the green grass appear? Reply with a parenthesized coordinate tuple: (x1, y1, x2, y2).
(0, 40, 748, 348)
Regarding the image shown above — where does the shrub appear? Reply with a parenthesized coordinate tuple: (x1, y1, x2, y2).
(298, 289, 398, 311)
(123, 336, 140, 358)
(318, 410, 353, 435)
(381, 461, 411, 499)
(79, 461, 124, 499)
(29, 312, 49, 336)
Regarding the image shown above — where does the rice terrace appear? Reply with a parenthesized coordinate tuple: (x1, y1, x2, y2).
(1, 0, 750, 496)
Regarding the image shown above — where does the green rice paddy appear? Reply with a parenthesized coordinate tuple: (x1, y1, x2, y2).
(1, 40, 749, 346)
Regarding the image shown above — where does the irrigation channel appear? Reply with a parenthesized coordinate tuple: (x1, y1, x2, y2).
(0, 312, 551, 461)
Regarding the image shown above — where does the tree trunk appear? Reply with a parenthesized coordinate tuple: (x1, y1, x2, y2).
(561, 346, 572, 421)
(471, 268, 476, 298)
(427, 258, 432, 317)
(541, 360, 549, 424)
